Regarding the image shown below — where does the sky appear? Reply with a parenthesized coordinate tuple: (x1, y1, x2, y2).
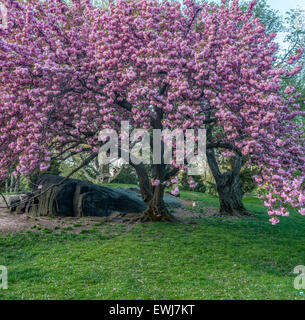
(267, 0, 305, 15)
(209, 0, 305, 50)
(267, 0, 305, 50)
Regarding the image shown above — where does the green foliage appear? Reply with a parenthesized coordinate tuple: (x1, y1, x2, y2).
(202, 167, 257, 195)
(283, 8, 305, 108)
(240, 167, 258, 193)
(205, 181, 218, 196)
(19, 175, 33, 192)
(179, 171, 206, 193)
(111, 165, 138, 185)
(292, 169, 302, 178)
(28, 160, 61, 190)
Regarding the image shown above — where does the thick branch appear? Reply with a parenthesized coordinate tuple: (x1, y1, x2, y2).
(115, 146, 152, 202)
(206, 148, 222, 180)
(206, 142, 242, 157)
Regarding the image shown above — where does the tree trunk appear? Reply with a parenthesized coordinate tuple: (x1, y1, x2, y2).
(9, 174, 14, 193)
(206, 149, 251, 217)
(216, 170, 250, 216)
(140, 184, 177, 222)
(14, 176, 20, 193)
(131, 162, 178, 222)
(5, 179, 9, 194)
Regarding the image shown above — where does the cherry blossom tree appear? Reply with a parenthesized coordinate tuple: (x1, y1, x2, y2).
(189, 0, 305, 222)
(204, 0, 283, 217)
(0, 0, 304, 223)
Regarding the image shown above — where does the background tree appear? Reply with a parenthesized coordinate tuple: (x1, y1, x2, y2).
(282, 7, 305, 108)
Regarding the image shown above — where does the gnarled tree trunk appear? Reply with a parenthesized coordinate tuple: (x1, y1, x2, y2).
(206, 148, 250, 217)
(131, 162, 177, 222)
(142, 184, 177, 222)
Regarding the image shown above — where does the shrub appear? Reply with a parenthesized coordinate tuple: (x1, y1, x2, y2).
(240, 167, 257, 193)
(205, 181, 218, 196)
(111, 165, 138, 185)
(29, 160, 61, 190)
(179, 171, 206, 193)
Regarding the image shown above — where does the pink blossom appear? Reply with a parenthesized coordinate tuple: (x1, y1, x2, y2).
(300, 209, 305, 216)
(269, 217, 280, 225)
(152, 180, 161, 187)
(171, 177, 179, 184)
(171, 187, 180, 197)
(284, 86, 295, 95)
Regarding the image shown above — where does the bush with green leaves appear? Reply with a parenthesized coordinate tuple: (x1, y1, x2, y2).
(179, 171, 206, 193)
(205, 181, 218, 196)
(240, 167, 257, 193)
(29, 160, 61, 190)
(111, 165, 138, 185)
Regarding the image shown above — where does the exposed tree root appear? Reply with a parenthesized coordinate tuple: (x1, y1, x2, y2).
(217, 208, 252, 218)
(130, 206, 180, 223)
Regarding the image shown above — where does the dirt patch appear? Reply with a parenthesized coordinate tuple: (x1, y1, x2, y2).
(0, 196, 221, 235)
(0, 198, 124, 235)
(173, 199, 219, 219)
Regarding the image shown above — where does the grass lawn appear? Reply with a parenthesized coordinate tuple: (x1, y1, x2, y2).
(0, 186, 304, 300)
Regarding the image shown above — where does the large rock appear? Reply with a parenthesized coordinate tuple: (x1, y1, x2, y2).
(11, 174, 181, 217)
(8, 195, 22, 212)
(8, 193, 33, 214)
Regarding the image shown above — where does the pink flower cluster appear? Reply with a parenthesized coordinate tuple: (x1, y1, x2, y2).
(171, 187, 180, 197)
(152, 179, 161, 187)
(188, 179, 198, 189)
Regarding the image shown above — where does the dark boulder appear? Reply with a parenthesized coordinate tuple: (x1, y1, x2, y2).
(8, 195, 21, 212)
(11, 174, 181, 217)
(11, 174, 146, 217)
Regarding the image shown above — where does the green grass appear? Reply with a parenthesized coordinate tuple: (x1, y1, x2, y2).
(0, 188, 305, 300)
